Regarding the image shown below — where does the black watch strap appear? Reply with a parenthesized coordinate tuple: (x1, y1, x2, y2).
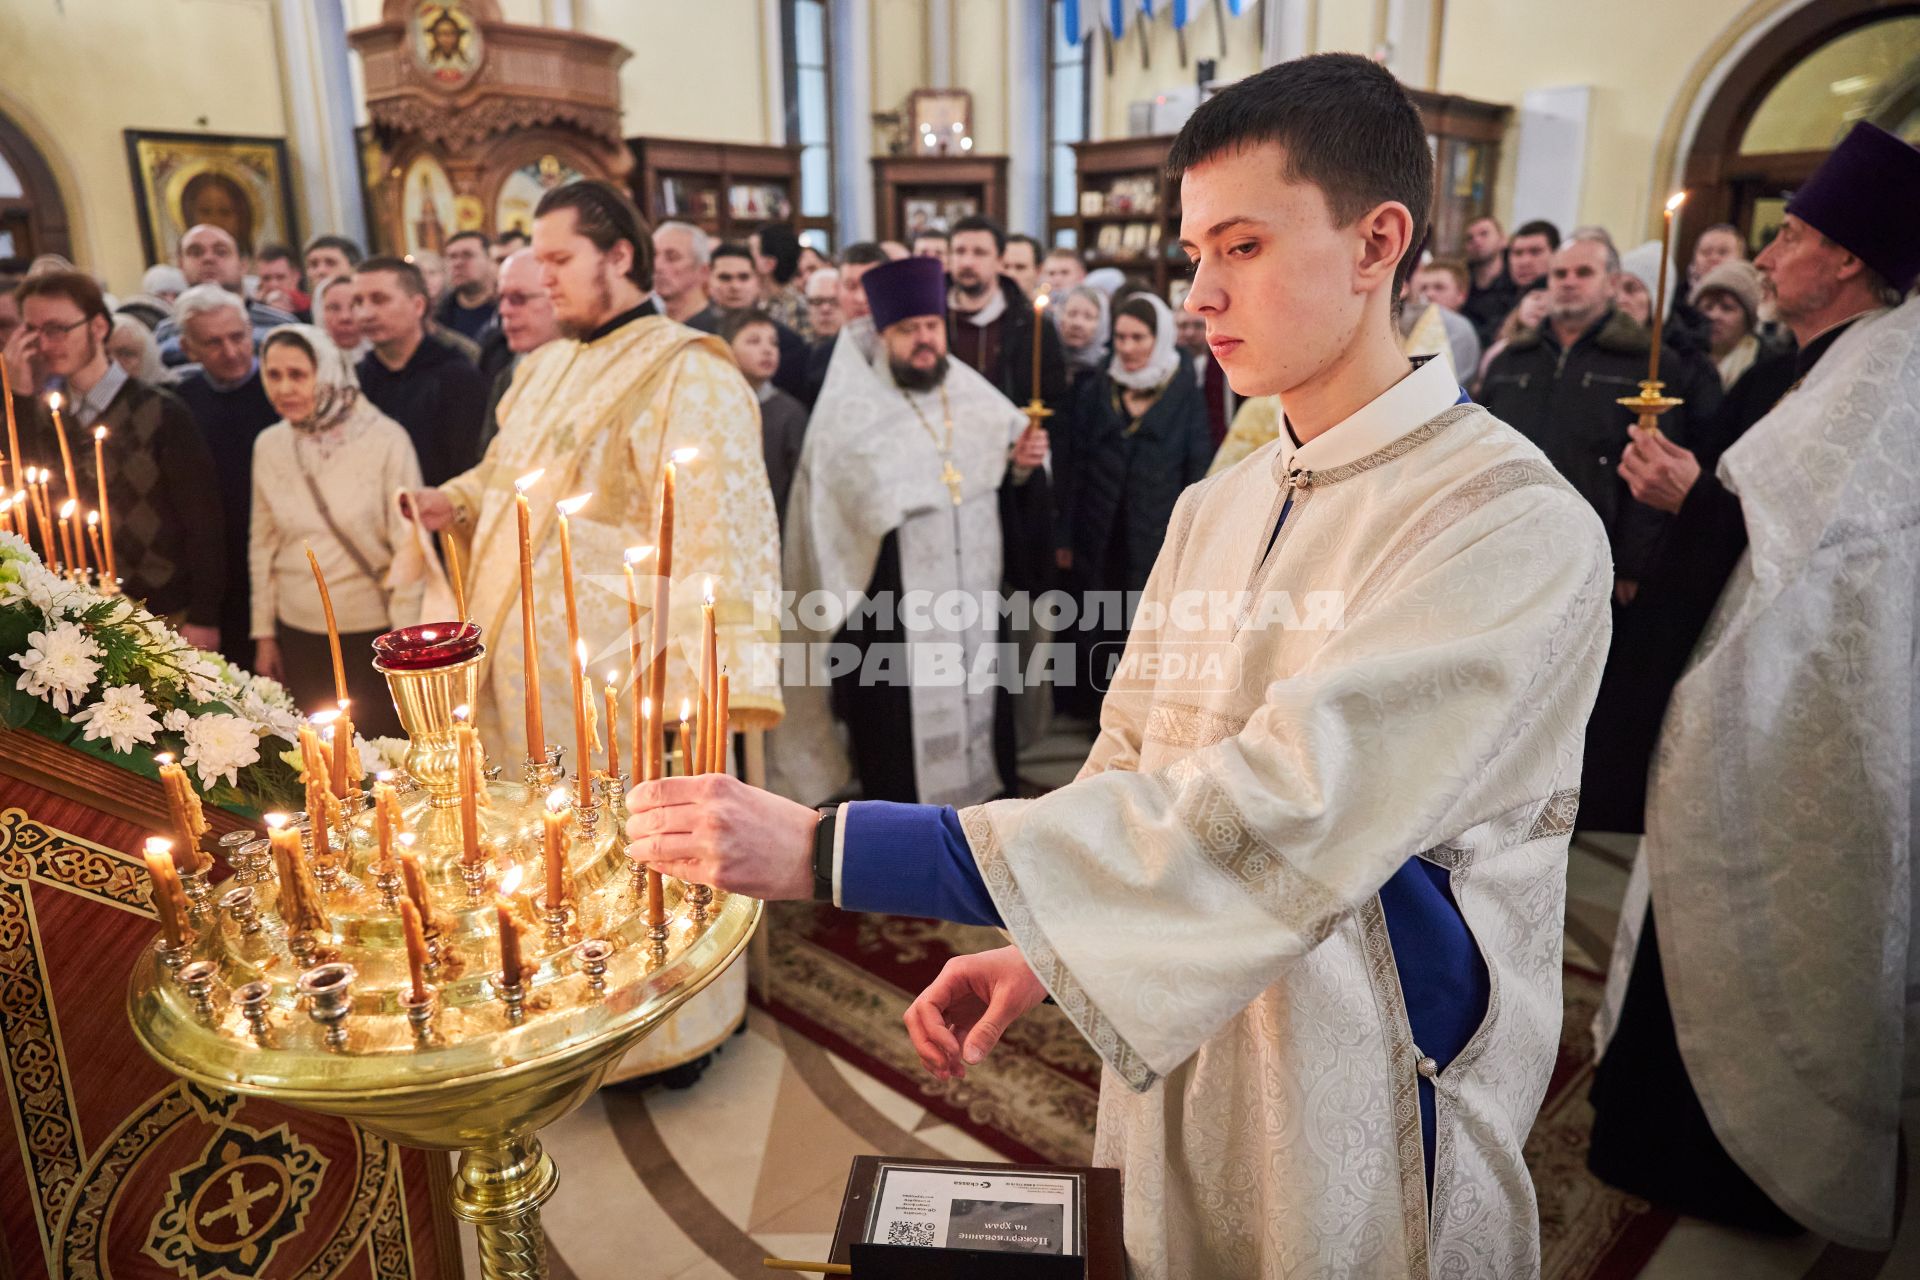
(810, 806, 838, 902)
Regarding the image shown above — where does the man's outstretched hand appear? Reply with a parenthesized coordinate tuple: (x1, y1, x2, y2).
(624, 774, 818, 901)
(904, 945, 1049, 1080)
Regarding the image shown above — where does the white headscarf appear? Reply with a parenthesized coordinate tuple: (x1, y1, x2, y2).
(1107, 291, 1182, 391)
(1056, 284, 1111, 374)
(261, 323, 363, 434)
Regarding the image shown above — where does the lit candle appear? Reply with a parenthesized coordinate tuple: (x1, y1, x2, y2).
(45, 391, 80, 511)
(455, 704, 480, 866)
(623, 546, 652, 781)
(543, 787, 569, 909)
(56, 499, 78, 577)
(269, 819, 327, 934)
(305, 771, 334, 866)
(398, 839, 436, 932)
(441, 531, 467, 621)
(604, 672, 620, 778)
(143, 838, 187, 949)
(398, 897, 430, 1003)
(296, 720, 330, 783)
(514, 469, 546, 761)
(650, 449, 695, 786)
(85, 512, 104, 588)
(555, 492, 595, 804)
(28, 471, 54, 567)
(305, 545, 350, 706)
(92, 425, 115, 589)
(1031, 288, 1049, 406)
(700, 579, 717, 775)
(496, 864, 525, 989)
(154, 753, 209, 872)
(1650, 191, 1687, 384)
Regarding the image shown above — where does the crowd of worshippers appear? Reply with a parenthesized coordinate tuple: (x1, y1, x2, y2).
(0, 187, 1894, 752)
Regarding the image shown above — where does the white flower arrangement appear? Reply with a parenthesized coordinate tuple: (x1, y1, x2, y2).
(0, 531, 329, 811)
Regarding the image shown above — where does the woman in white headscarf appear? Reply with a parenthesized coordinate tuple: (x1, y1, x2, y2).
(249, 324, 422, 734)
(1057, 290, 1212, 712)
(107, 314, 171, 385)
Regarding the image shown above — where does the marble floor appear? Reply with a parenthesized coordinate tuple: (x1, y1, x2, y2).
(455, 732, 1918, 1278)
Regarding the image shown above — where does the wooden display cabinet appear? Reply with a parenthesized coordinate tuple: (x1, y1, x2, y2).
(871, 154, 1009, 245)
(629, 136, 828, 245)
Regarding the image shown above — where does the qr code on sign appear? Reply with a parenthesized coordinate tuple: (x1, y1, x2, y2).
(886, 1220, 936, 1247)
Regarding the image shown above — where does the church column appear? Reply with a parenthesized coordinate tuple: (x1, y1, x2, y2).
(273, 0, 366, 249)
(1005, 0, 1048, 239)
(833, 0, 875, 242)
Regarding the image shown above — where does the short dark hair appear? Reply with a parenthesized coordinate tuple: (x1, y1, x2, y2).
(911, 231, 950, 246)
(753, 222, 801, 283)
(497, 228, 530, 247)
(446, 230, 490, 252)
(1166, 53, 1432, 293)
(534, 179, 654, 292)
(1005, 233, 1043, 263)
(1512, 220, 1561, 250)
(718, 307, 777, 344)
(949, 215, 1006, 255)
(355, 255, 429, 300)
(304, 233, 365, 265)
(15, 270, 109, 326)
(256, 242, 298, 266)
(711, 241, 756, 270)
(839, 241, 889, 269)
(1419, 258, 1470, 294)
(261, 328, 317, 366)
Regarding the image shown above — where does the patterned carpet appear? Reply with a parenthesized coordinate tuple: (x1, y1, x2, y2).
(758, 901, 1676, 1278)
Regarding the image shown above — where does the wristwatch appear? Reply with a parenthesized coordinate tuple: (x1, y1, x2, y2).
(810, 806, 838, 903)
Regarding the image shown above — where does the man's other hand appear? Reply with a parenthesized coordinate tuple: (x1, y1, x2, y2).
(1619, 424, 1701, 515)
(401, 489, 456, 531)
(624, 774, 817, 901)
(904, 945, 1049, 1080)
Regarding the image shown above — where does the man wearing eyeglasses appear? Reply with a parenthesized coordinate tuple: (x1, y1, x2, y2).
(477, 250, 559, 454)
(9, 271, 224, 649)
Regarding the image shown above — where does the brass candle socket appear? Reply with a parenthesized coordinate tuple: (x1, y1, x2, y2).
(155, 936, 193, 974)
(221, 885, 263, 936)
(401, 985, 440, 1045)
(298, 961, 355, 1051)
(578, 938, 613, 996)
(235, 980, 274, 1044)
(179, 960, 219, 1023)
(179, 863, 215, 918)
(1616, 379, 1684, 436)
(498, 979, 528, 1026)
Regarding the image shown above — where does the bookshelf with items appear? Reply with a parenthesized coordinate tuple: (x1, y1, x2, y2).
(627, 136, 831, 246)
(1070, 137, 1184, 295)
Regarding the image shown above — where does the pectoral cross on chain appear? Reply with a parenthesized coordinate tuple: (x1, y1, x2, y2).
(940, 458, 964, 505)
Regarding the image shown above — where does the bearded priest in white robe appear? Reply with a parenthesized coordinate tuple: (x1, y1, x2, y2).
(626, 55, 1611, 1278)
(770, 254, 1042, 810)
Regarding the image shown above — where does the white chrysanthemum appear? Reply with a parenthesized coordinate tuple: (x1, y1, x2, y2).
(163, 708, 193, 733)
(14, 621, 103, 713)
(180, 654, 225, 704)
(240, 690, 303, 743)
(370, 736, 411, 772)
(178, 712, 262, 789)
(72, 683, 163, 754)
(1, 559, 92, 616)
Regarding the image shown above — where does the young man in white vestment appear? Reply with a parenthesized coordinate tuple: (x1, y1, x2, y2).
(626, 54, 1613, 1278)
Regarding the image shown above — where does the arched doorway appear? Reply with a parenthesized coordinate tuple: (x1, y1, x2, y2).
(0, 108, 72, 267)
(1679, 0, 1920, 255)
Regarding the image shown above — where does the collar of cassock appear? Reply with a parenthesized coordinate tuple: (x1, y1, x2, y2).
(1276, 353, 1462, 481)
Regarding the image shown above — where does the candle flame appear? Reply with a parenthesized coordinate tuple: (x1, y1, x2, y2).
(605, 669, 618, 687)
(546, 788, 570, 814)
(624, 545, 653, 565)
(1665, 191, 1687, 213)
(576, 639, 589, 670)
(338, 697, 350, 711)
(86, 510, 98, 527)
(58, 499, 75, 519)
(398, 831, 416, 849)
(703, 576, 715, 606)
(1034, 289, 1050, 312)
(514, 468, 546, 494)
(309, 708, 340, 727)
(499, 864, 525, 896)
(45, 392, 62, 412)
(93, 425, 107, 441)
(144, 835, 172, 856)
(155, 752, 174, 766)
(642, 695, 653, 719)
(453, 704, 471, 721)
(679, 697, 691, 722)
(375, 770, 394, 783)
(670, 446, 699, 464)
(556, 493, 593, 517)
(264, 812, 288, 830)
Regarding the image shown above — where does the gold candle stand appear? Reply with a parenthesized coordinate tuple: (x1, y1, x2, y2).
(1617, 380, 1683, 438)
(128, 626, 759, 1280)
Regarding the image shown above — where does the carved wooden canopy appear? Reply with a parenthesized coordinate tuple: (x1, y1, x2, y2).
(349, 0, 629, 152)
